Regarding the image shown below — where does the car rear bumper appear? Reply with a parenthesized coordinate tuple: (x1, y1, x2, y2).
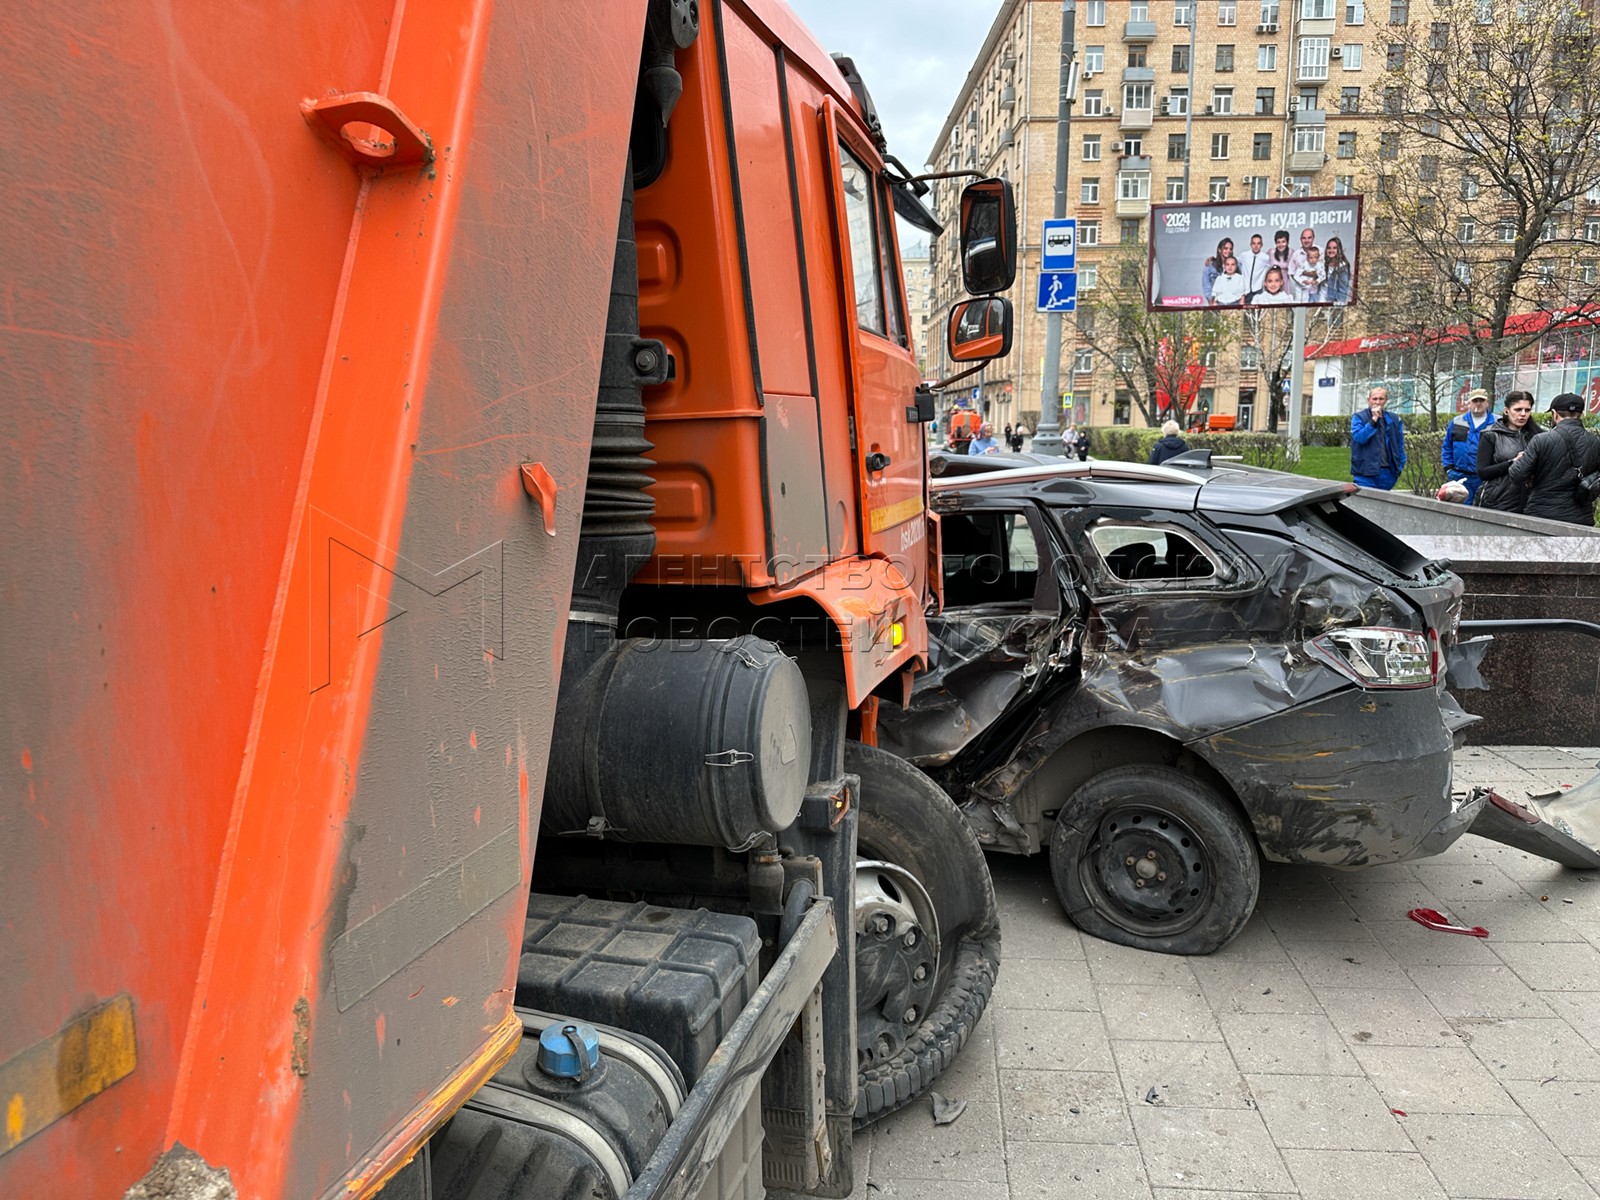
(1194, 685, 1473, 867)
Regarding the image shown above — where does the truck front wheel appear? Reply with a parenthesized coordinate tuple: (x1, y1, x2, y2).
(848, 742, 1000, 1124)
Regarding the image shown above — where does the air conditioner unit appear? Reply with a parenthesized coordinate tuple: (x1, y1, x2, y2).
(1112, 141, 1125, 153)
(1203, 104, 1214, 114)
(1160, 99, 1170, 114)
(1330, 46, 1343, 58)
(1105, 106, 1116, 115)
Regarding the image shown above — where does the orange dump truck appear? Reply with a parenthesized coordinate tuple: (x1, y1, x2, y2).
(0, 2, 1018, 1197)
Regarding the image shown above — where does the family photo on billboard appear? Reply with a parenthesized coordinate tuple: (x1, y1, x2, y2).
(1147, 196, 1362, 312)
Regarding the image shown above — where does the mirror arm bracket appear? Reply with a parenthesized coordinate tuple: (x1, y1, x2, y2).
(929, 361, 989, 392)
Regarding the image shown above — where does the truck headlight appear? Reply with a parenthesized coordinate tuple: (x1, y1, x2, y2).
(1308, 627, 1436, 689)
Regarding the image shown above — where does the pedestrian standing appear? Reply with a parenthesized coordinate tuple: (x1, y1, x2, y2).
(1148, 420, 1190, 464)
(1474, 389, 1536, 513)
(1441, 387, 1496, 503)
(1349, 386, 1407, 490)
(1508, 392, 1600, 525)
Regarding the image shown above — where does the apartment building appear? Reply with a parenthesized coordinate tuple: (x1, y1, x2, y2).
(901, 244, 936, 376)
(927, 0, 1390, 431)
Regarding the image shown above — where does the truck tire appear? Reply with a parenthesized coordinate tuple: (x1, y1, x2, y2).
(1050, 765, 1259, 956)
(848, 742, 1000, 1124)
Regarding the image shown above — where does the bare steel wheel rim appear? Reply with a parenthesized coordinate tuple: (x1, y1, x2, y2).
(853, 858, 942, 1069)
(1078, 804, 1215, 937)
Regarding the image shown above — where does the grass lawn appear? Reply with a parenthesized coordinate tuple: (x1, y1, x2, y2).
(1288, 445, 1353, 482)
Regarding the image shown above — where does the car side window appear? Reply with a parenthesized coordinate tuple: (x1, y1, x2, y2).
(1089, 524, 1218, 584)
(940, 510, 1042, 608)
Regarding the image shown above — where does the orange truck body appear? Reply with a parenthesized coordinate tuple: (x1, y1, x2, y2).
(1, 1, 932, 1197)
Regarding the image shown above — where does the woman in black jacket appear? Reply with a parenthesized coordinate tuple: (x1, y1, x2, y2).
(1474, 389, 1536, 512)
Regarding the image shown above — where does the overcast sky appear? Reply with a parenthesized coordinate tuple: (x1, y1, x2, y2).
(790, 0, 1003, 249)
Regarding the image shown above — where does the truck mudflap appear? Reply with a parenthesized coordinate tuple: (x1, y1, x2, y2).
(624, 899, 839, 1200)
(1467, 775, 1600, 870)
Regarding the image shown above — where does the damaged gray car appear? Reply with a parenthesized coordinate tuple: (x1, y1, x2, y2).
(879, 451, 1512, 955)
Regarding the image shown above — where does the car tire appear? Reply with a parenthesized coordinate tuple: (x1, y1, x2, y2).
(1050, 765, 1259, 956)
(848, 742, 1001, 1124)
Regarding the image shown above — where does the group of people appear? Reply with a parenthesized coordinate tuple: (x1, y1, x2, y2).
(967, 421, 1028, 455)
(1200, 228, 1352, 308)
(1351, 385, 1599, 525)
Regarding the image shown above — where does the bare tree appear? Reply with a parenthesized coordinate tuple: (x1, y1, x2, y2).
(1376, 0, 1600, 388)
(1356, 283, 1478, 428)
(1074, 245, 1233, 427)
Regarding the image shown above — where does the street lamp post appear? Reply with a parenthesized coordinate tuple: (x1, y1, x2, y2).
(1032, 0, 1077, 456)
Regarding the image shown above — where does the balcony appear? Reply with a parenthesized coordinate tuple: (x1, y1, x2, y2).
(1116, 195, 1152, 217)
(1296, 61, 1329, 84)
(1000, 84, 1016, 110)
(1123, 19, 1157, 41)
(1298, 16, 1336, 34)
(1293, 107, 1326, 126)
(1287, 151, 1326, 172)
(998, 127, 1015, 148)
(1122, 66, 1155, 84)
(1120, 155, 1152, 170)
(1120, 107, 1153, 130)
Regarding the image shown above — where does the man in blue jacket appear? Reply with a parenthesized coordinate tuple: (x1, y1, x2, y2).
(1441, 387, 1496, 502)
(1350, 386, 1406, 490)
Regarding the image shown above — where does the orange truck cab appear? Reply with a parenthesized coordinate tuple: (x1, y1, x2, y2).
(1, 2, 1017, 1198)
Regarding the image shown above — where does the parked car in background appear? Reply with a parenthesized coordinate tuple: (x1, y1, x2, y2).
(879, 450, 1514, 955)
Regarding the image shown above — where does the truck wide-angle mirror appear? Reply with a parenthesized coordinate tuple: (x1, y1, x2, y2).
(959, 177, 1017, 294)
(948, 297, 1014, 362)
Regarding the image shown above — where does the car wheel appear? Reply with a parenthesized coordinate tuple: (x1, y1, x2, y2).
(1050, 765, 1259, 956)
(847, 742, 1001, 1124)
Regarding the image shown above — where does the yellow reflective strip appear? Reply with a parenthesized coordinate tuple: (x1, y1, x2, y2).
(1, 993, 137, 1155)
(868, 496, 924, 533)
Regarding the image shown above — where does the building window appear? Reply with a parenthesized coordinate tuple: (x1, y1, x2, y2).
(1335, 174, 1354, 194)
(1113, 393, 1132, 425)
(1343, 43, 1364, 69)
(1430, 20, 1450, 48)
(1083, 89, 1104, 116)
(1419, 155, 1439, 181)
(1168, 133, 1189, 160)
(1498, 218, 1516, 242)
(1337, 130, 1357, 157)
(1261, 1, 1281, 26)
(1217, 44, 1236, 71)
(1293, 126, 1325, 154)
(1373, 217, 1393, 242)
(1379, 131, 1399, 158)
(1286, 177, 1311, 197)
(1212, 87, 1234, 114)
(1541, 218, 1559, 242)
(1124, 82, 1153, 110)
(1301, 0, 1334, 17)
(1387, 43, 1406, 69)
(1081, 220, 1101, 246)
(1084, 0, 1106, 25)
(1081, 177, 1101, 204)
(1211, 132, 1231, 159)
(1245, 175, 1270, 199)
(1390, 0, 1409, 21)
(1457, 217, 1475, 241)
(1081, 262, 1099, 289)
(1074, 348, 1094, 373)
(1587, 179, 1600, 203)
(1340, 86, 1361, 112)
(1219, 0, 1239, 24)
(1346, 0, 1365, 21)
(1168, 88, 1189, 115)
(1128, 45, 1148, 67)
(1253, 131, 1273, 159)
(1256, 87, 1276, 114)
(1259, 44, 1278, 70)
(1371, 262, 1392, 285)
(1210, 176, 1230, 201)
(1176, 0, 1195, 25)
(1453, 259, 1472, 285)
(1237, 391, 1255, 430)
(1118, 173, 1150, 202)
(1167, 177, 1187, 201)
(1383, 87, 1403, 115)
(1120, 216, 1144, 242)
(1586, 217, 1600, 242)
(1582, 261, 1599, 285)
(1083, 134, 1102, 161)
(1461, 174, 1480, 201)
(1298, 36, 1330, 79)
(1375, 174, 1391, 199)
(1085, 45, 1105, 73)
(1123, 136, 1145, 157)
(1129, 0, 1150, 16)
(1172, 44, 1191, 72)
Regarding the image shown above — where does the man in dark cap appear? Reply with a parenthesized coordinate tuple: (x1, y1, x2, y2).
(1508, 392, 1600, 525)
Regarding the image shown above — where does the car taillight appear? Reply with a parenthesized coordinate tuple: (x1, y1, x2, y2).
(1308, 627, 1436, 689)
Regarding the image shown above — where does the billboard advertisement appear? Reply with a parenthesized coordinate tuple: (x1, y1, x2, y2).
(1147, 196, 1362, 312)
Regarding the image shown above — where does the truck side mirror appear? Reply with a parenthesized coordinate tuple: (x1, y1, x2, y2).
(959, 178, 1017, 295)
(948, 297, 1013, 362)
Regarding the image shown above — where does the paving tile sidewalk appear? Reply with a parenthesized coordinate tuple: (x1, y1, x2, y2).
(849, 746, 1600, 1200)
